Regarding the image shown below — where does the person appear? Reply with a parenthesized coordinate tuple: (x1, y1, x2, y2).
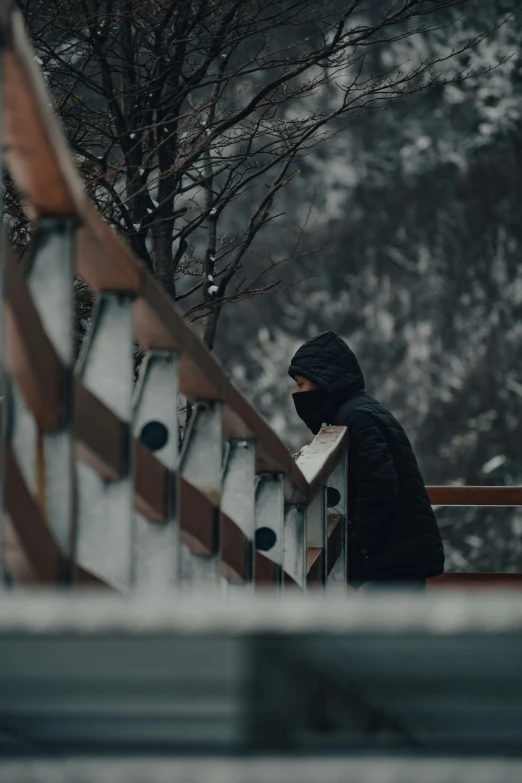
(289, 330, 444, 590)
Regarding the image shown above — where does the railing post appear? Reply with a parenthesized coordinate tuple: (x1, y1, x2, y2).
(306, 488, 327, 587)
(4, 219, 77, 585)
(179, 400, 222, 587)
(289, 426, 349, 591)
(75, 293, 135, 592)
(132, 350, 179, 590)
(255, 473, 284, 590)
(283, 504, 307, 589)
(325, 453, 348, 590)
(221, 439, 256, 590)
(25, 218, 77, 575)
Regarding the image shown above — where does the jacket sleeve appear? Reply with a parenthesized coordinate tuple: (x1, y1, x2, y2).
(348, 412, 399, 549)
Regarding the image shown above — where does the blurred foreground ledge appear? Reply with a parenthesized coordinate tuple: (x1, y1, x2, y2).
(0, 757, 521, 783)
(0, 590, 521, 771)
(0, 589, 522, 632)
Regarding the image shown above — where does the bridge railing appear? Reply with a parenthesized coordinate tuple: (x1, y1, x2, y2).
(1, 4, 521, 592)
(0, 3, 352, 591)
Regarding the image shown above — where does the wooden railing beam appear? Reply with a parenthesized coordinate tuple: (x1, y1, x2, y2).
(428, 486, 522, 506)
(3, 10, 85, 217)
(293, 426, 349, 503)
(4, 240, 66, 431)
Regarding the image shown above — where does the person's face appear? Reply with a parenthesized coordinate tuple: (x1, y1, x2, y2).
(294, 374, 320, 393)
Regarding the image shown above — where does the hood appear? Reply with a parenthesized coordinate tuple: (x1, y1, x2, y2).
(288, 331, 365, 400)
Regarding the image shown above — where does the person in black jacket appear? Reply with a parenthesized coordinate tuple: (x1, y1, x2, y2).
(289, 331, 444, 589)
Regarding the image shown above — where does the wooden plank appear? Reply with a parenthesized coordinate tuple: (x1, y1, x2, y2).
(306, 547, 323, 585)
(294, 426, 349, 502)
(134, 273, 222, 397)
(134, 439, 169, 523)
(428, 486, 522, 506)
(255, 553, 280, 586)
(5, 445, 67, 582)
(326, 514, 342, 577)
(74, 380, 125, 482)
(76, 201, 143, 293)
(179, 478, 218, 556)
(429, 573, 522, 588)
(3, 11, 84, 218)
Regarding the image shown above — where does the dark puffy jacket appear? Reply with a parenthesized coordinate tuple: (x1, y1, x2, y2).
(289, 331, 444, 583)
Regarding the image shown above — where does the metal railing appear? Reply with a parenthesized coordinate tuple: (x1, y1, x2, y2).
(0, 3, 521, 591)
(0, 3, 350, 591)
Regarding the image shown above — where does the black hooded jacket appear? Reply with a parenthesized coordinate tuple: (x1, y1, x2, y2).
(289, 331, 444, 583)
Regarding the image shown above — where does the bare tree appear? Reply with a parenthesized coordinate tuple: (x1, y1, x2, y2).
(13, 0, 500, 348)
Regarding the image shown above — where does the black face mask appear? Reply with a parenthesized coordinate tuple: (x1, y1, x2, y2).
(292, 389, 330, 434)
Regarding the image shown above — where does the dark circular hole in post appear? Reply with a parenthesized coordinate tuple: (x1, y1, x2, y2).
(326, 487, 341, 507)
(255, 527, 277, 552)
(139, 421, 169, 452)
